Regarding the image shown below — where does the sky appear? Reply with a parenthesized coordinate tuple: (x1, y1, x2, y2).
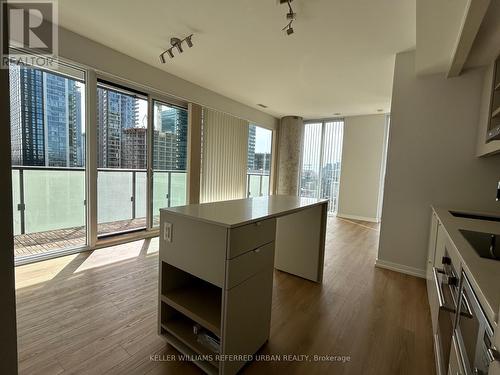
(255, 126, 272, 153)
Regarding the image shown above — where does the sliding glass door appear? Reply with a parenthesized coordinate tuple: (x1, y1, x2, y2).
(151, 100, 188, 227)
(96, 82, 148, 237)
(9, 60, 87, 259)
(300, 120, 344, 214)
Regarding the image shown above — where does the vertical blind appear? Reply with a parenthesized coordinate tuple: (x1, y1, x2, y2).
(200, 108, 249, 203)
(300, 120, 344, 213)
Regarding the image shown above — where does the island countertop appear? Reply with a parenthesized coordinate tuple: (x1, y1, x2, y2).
(160, 195, 328, 228)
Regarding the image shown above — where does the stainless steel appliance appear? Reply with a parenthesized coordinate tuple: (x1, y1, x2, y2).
(455, 271, 500, 375)
(433, 251, 460, 374)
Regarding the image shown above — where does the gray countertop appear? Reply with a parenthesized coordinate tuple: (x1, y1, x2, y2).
(433, 206, 500, 326)
(161, 195, 328, 228)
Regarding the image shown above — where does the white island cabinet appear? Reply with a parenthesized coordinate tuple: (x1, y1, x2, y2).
(158, 195, 328, 374)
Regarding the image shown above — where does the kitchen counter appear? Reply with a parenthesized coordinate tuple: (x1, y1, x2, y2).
(432, 206, 500, 326)
(160, 195, 327, 228)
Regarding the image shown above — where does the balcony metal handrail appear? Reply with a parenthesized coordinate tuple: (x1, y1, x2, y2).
(12, 166, 187, 235)
(12, 166, 186, 173)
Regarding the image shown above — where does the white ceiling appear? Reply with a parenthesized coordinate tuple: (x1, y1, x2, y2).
(57, 0, 415, 120)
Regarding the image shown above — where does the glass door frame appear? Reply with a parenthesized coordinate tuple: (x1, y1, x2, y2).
(92, 73, 188, 247)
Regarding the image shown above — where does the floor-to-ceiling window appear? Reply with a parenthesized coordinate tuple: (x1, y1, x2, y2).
(9, 60, 87, 259)
(247, 124, 272, 197)
(300, 119, 344, 214)
(152, 101, 188, 226)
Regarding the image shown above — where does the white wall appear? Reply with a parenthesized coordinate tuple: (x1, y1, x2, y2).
(337, 114, 388, 222)
(57, 27, 278, 130)
(416, 0, 470, 75)
(377, 50, 500, 277)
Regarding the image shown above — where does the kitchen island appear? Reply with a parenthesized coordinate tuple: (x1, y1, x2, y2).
(157, 195, 328, 374)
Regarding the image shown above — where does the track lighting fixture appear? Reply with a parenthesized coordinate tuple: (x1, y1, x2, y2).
(171, 38, 183, 53)
(280, 0, 296, 36)
(159, 34, 194, 63)
(282, 21, 294, 35)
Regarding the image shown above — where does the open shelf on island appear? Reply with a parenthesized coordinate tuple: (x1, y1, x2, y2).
(161, 262, 222, 337)
(162, 281, 221, 336)
(162, 314, 220, 369)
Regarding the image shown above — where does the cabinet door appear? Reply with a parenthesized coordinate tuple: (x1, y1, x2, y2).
(221, 267, 274, 375)
(427, 212, 440, 334)
(426, 212, 439, 278)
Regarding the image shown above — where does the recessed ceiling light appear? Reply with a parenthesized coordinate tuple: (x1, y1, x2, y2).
(257, 104, 268, 108)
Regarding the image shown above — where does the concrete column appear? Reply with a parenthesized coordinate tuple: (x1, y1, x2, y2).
(277, 116, 304, 195)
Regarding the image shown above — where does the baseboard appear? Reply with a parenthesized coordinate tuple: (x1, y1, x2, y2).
(375, 259, 426, 279)
(337, 213, 380, 223)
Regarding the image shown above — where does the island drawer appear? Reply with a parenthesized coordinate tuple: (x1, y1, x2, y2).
(225, 242, 275, 289)
(227, 218, 276, 259)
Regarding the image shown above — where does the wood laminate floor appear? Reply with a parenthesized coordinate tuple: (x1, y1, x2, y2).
(15, 217, 435, 375)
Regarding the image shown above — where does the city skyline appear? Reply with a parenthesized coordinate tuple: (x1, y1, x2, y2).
(9, 64, 84, 167)
(10, 64, 270, 175)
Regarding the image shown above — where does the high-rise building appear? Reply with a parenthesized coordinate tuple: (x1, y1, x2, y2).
(247, 125, 256, 171)
(159, 107, 188, 170)
(9, 65, 84, 167)
(73, 88, 84, 167)
(97, 88, 138, 168)
(9, 64, 45, 166)
(121, 127, 177, 170)
(253, 153, 271, 173)
(121, 127, 147, 169)
(121, 95, 138, 129)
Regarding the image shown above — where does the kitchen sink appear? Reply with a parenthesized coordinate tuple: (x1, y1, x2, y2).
(450, 211, 500, 222)
(459, 229, 499, 261)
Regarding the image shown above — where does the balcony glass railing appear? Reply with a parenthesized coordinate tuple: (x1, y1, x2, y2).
(12, 167, 187, 256)
(246, 173, 270, 197)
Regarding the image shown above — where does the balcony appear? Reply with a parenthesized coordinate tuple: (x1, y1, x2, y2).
(12, 169, 272, 260)
(12, 166, 187, 259)
(246, 173, 270, 197)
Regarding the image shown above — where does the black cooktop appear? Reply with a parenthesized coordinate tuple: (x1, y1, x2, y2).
(460, 229, 500, 261)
